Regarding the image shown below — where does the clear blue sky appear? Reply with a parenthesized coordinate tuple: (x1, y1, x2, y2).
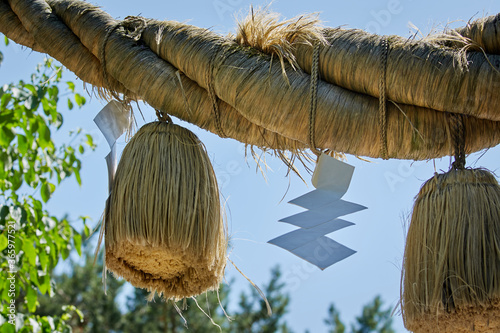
(2, 0, 500, 332)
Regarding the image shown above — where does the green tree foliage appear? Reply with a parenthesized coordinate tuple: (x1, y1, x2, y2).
(38, 253, 397, 333)
(351, 296, 394, 333)
(38, 256, 292, 333)
(0, 39, 94, 332)
(36, 251, 124, 333)
(230, 266, 290, 333)
(120, 283, 228, 333)
(325, 304, 346, 333)
(324, 296, 395, 333)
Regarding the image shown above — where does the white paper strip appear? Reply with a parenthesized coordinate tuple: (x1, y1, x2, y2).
(279, 210, 355, 229)
(290, 237, 357, 270)
(94, 101, 130, 193)
(289, 188, 344, 209)
(93, 100, 130, 149)
(269, 153, 365, 270)
(268, 219, 354, 249)
(312, 153, 354, 191)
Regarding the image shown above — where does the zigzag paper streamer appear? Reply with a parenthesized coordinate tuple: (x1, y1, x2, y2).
(269, 153, 366, 270)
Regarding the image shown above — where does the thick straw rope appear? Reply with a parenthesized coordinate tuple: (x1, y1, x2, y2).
(2, 0, 500, 160)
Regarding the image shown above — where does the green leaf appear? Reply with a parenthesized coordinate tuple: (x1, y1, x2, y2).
(24, 169, 39, 188)
(38, 275, 51, 295)
(32, 198, 42, 214)
(30, 267, 40, 288)
(46, 238, 57, 262)
(0, 109, 14, 125)
(24, 94, 39, 111)
(78, 145, 84, 154)
(24, 84, 37, 96)
(0, 127, 15, 147)
(67, 98, 73, 110)
(73, 233, 82, 256)
(73, 167, 81, 186)
(2, 280, 10, 303)
(74, 308, 84, 322)
(40, 182, 55, 203)
(0, 205, 9, 220)
(40, 181, 50, 203)
(10, 170, 23, 191)
(39, 249, 48, 272)
(22, 239, 37, 266)
(66, 81, 75, 92)
(60, 246, 70, 260)
(17, 134, 28, 154)
(84, 224, 90, 238)
(4, 36, 9, 46)
(0, 234, 7, 252)
(85, 134, 95, 149)
(48, 85, 59, 100)
(40, 316, 55, 331)
(54, 113, 63, 129)
(37, 120, 51, 149)
(0, 92, 12, 109)
(26, 285, 37, 312)
(1, 323, 16, 333)
(74, 93, 86, 107)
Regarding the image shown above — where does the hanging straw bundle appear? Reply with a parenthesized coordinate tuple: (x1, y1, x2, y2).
(104, 119, 227, 300)
(401, 168, 500, 332)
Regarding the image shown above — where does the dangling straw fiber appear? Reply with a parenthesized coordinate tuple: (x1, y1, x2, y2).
(401, 168, 500, 333)
(104, 120, 227, 300)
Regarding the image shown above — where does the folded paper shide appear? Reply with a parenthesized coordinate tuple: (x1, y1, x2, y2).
(101, 112, 227, 300)
(269, 153, 366, 269)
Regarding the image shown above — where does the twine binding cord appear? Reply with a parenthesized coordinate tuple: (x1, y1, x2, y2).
(207, 42, 227, 138)
(450, 112, 466, 170)
(379, 36, 389, 160)
(308, 41, 322, 158)
(100, 16, 147, 101)
(156, 109, 172, 123)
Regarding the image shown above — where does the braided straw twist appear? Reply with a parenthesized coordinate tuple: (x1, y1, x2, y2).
(308, 41, 322, 157)
(379, 36, 389, 160)
(206, 42, 227, 138)
(451, 112, 466, 169)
